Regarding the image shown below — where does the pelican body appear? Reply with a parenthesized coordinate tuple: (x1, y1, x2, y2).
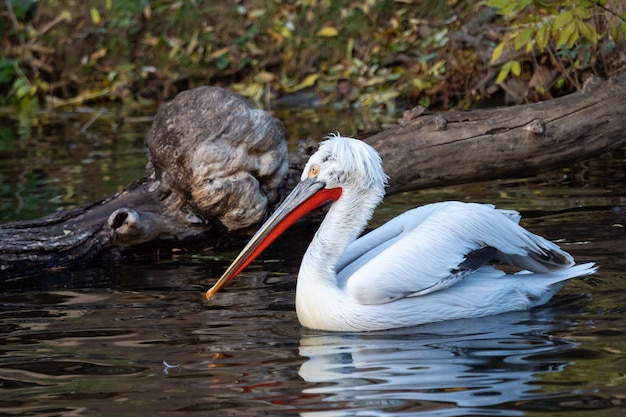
(206, 135, 595, 331)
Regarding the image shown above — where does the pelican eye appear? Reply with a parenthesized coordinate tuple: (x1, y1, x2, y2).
(308, 164, 320, 178)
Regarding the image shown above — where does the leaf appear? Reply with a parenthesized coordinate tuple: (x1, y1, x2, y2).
(143, 5, 152, 20)
(90, 7, 101, 25)
(557, 20, 577, 48)
(207, 47, 230, 60)
(491, 41, 506, 64)
(495, 66, 510, 84)
(317, 26, 339, 37)
(346, 38, 354, 61)
(90, 47, 107, 61)
(566, 29, 580, 49)
(609, 25, 622, 42)
(428, 60, 446, 76)
(232, 82, 264, 103)
(510, 60, 521, 76)
(267, 28, 284, 41)
(532, 0, 558, 14)
(284, 73, 320, 92)
(572, 5, 591, 20)
(578, 20, 597, 43)
(495, 61, 512, 84)
(499, 3, 518, 15)
(514, 27, 534, 51)
(485, 0, 509, 9)
(280, 25, 293, 38)
(60, 9, 72, 22)
(536, 24, 549, 52)
(15, 83, 33, 99)
(419, 52, 438, 63)
(494, 0, 527, 16)
(555, 77, 565, 89)
(552, 10, 573, 34)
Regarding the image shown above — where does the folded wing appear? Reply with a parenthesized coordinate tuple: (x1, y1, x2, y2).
(338, 202, 575, 305)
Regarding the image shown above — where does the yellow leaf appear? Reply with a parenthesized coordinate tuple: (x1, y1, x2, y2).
(514, 27, 534, 51)
(279, 25, 292, 39)
(255, 72, 275, 83)
(232, 82, 264, 103)
(346, 38, 354, 61)
(317, 26, 339, 37)
(90, 7, 101, 25)
(143, 5, 152, 20)
(91, 47, 107, 60)
(142, 36, 159, 46)
(284, 73, 320, 93)
(495, 65, 510, 84)
(249, 9, 266, 19)
(60, 10, 72, 22)
(510, 60, 521, 76)
(491, 41, 506, 64)
(267, 28, 284, 41)
(207, 47, 230, 60)
(495, 60, 519, 84)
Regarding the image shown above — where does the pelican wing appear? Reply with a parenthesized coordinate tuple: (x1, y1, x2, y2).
(335, 202, 446, 286)
(339, 202, 574, 305)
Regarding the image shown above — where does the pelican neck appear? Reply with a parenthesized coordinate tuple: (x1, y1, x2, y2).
(300, 186, 381, 285)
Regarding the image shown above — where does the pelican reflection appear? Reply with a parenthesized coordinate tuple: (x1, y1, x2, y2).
(298, 310, 578, 416)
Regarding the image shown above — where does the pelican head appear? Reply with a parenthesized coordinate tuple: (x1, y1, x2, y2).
(301, 134, 388, 199)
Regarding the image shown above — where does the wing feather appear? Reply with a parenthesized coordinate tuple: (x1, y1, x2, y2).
(336, 203, 446, 287)
(342, 202, 574, 305)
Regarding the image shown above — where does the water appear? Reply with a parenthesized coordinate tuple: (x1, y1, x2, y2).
(1, 107, 625, 416)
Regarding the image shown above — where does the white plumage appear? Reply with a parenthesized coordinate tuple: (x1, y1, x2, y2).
(207, 135, 596, 331)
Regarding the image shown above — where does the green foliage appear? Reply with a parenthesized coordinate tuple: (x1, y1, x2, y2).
(487, 0, 626, 86)
(0, 59, 39, 107)
(8, 0, 37, 21)
(0, 0, 68, 108)
(224, 0, 460, 109)
(1, 0, 625, 112)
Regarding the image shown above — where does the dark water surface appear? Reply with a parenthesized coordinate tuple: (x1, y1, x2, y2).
(1, 107, 625, 416)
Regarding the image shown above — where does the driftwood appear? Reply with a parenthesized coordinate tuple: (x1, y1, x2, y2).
(1, 73, 626, 277)
(1, 87, 288, 277)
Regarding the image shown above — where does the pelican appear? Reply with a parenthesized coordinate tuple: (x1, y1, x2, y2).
(206, 135, 596, 331)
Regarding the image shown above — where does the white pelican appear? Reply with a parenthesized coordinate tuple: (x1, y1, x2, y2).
(206, 135, 596, 331)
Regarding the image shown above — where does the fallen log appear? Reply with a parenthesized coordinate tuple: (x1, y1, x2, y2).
(1, 73, 625, 277)
(370, 73, 626, 194)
